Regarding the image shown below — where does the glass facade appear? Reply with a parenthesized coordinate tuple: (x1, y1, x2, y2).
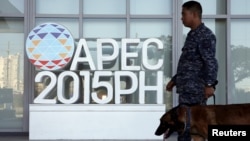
(0, 0, 250, 133)
(230, 20, 250, 103)
(83, 0, 126, 15)
(0, 19, 24, 132)
(36, 0, 79, 14)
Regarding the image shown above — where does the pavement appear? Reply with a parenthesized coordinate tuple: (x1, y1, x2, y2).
(0, 134, 178, 141)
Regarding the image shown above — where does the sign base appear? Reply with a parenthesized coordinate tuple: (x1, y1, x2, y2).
(29, 104, 165, 140)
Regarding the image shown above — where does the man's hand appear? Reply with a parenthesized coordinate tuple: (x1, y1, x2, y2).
(205, 86, 215, 99)
(166, 80, 175, 91)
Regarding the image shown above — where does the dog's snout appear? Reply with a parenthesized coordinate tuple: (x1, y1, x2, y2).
(155, 124, 166, 136)
(155, 131, 163, 136)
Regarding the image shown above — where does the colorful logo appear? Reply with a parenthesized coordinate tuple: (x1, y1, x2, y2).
(26, 23, 75, 70)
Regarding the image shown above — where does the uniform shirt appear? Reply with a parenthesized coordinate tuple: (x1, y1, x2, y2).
(172, 23, 218, 95)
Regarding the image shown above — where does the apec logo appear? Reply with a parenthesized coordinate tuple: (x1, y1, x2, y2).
(25, 23, 164, 105)
(26, 23, 75, 70)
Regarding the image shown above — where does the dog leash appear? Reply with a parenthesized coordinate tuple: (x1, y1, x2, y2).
(212, 94, 216, 105)
(183, 105, 207, 140)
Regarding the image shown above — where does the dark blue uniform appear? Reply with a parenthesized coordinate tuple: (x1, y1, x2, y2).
(171, 23, 218, 141)
(172, 23, 218, 104)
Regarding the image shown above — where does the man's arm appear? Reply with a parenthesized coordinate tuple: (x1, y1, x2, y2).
(199, 35, 218, 86)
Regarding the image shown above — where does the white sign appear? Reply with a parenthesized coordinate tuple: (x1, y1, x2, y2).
(33, 38, 164, 104)
(26, 23, 164, 105)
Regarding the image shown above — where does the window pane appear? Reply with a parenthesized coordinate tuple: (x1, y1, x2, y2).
(230, 20, 250, 103)
(130, 0, 172, 15)
(183, 20, 227, 105)
(83, 19, 126, 38)
(0, 18, 24, 130)
(36, 0, 79, 14)
(0, 0, 24, 14)
(83, 0, 126, 14)
(183, 0, 226, 14)
(231, 0, 250, 14)
(36, 18, 79, 38)
(130, 19, 171, 38)
(130, 19, 172, 105)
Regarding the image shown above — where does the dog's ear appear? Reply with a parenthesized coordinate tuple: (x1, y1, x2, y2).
(161, 113, 172, 124)
(161, 110, 176, 125)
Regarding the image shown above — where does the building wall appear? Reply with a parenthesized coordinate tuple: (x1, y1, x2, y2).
(0, 0, 250, 133)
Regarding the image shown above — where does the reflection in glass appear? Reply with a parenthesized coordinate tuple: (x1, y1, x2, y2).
(130, 19, 171, 38)
(231, 0, 250, 14)
(36, 0, 79, 14)
(183, 0, 226, 15)
(0, 0, 24, 14)
(0, 18, 24, 130)
(230, 20, 250, 103)
(130, 19, 172, 106)
(83, 19, 126, 38)
(83, 0, 126, 14)
(130, 0, 172, 15)
(36, 18, 79, 39)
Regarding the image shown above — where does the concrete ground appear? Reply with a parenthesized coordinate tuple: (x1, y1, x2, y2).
(0, 134, 178, 141)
